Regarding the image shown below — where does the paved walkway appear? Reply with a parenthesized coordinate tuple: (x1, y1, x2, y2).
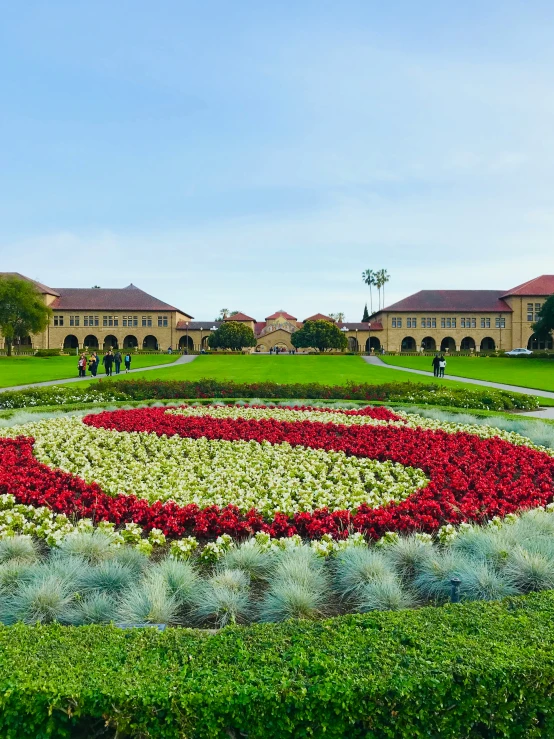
(363, 355, 554, 418)
(0, 354, 197, 394)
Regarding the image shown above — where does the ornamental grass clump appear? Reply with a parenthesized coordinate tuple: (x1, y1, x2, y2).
(150, 559, 199, 607)
(381, 535, 434, 581)
(258, 580, 328, 622)
(454, 560, 517, 601)
(72, 592, 119, 625)
(413, 551, 471, 603)
(0, 535, 40, 565)
(111, 546, 151, 576)
(33, 554, 91, 592)
(356, 575, 418, 612)
(117, 579, 181, 626)
(0, 575, 76, 625)
(56, 531, 118, 565)
(504, 548, 554, 593)
(191, 569, 252, 628)
(0, 561, 35, 594)
(333, 548, 393, 599)
(450, 526, 513, 568)
(218, 540, 273, 580)
(79, 560, 135, 596)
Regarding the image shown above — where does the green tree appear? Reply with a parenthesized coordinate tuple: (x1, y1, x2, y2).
(0, 276, 52, 356)
(362, 304, 370, 322)
(329, 312, 345, 323)
(532, 295, 554, 341)
(207, 321, 256, 351)
(362, 269, 376, 313)
(291, 320, 348, 352)
(215, 309, 239, 321)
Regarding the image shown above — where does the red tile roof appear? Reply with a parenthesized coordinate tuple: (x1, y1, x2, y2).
(0, 272, 59, 296)
(50, 285, 192, 316)
(265, 310, 297, 321)
(223, 312, 256, 322)
(304, 313, 335, 322)
(382, 291, 511, 313)
(254, 322, 267, 334)
(503, 275, 554, 297)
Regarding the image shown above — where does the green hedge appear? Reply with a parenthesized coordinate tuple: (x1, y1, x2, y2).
(1, 593, 554, 738)
(0, 378, 540, 411)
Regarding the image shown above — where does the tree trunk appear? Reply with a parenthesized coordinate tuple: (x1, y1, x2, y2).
(6, 340, 12, 357)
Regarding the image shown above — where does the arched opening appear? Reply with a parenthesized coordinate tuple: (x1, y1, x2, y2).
(123, 335, 138, 349)
(364, 336, 381, 352)
(142, 335, 158, 351)
(201, 335, 211, 350)
(480, 337, 496, 352)
(421, 336, 436, 352)
(347, 336, 359, 352)
(273, 343, 289, 353)
(255, 344, 266, 353)
(83, 335, 99, 350)
(401, 336, 416, 352)
(528, 333, 554, 351)
(178, 336, 193, 352)
(440, 336, 456, 352)
(103, 335, 118, 351)
(63, 334, 79, 350)
(460, 336, 476, 352)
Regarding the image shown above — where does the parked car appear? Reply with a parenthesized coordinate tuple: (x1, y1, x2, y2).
(505, 348, 533, 356)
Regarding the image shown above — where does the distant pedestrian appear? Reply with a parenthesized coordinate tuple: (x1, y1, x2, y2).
(114, 350, 122, 375)
(78, 353, 87, 378)
(432, 355, 440, 377)
(439, 356, 446, 378)
(89, 352, 98, 377)
(124, 352, 132, 373)
(168, 346, 173, 354)
(103, 350, 114, 376)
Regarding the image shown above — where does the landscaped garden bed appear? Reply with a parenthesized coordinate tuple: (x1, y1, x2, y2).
(1, 400, 554, 736)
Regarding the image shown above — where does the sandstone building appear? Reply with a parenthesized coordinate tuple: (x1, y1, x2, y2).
(1, 272, 553, 353)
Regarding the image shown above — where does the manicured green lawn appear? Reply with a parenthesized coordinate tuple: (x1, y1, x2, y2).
(91, 354, 552, 399)
(381, 355, 554, 392)
(0, 354, 178, 388)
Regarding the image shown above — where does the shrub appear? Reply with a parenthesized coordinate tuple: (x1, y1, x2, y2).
(191, 569, 252, 627)
(0, 378, 540, 411)
(333, 548, 392, 599)
(2, 594, 554, 736)
(117, 579, 181, 626)
(34, 349, 61, 357)
(355, 574, 418, 612)
(0, 575, 76, 625)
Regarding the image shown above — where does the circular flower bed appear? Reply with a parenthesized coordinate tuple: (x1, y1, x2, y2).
(0, 404, 553, 542)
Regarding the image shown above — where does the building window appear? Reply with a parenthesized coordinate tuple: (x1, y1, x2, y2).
(69, 315, 80, 327)
(461, 318, 477, 329)
(392, 317, 402, 328)
(158, 315, 168, 328)
(392, 318, 396, 328)
(84, 315, 99, 327)
(527, 303, 534, 322)
(431, 318, 436, 328)
(103, 316, 117, 327)
(142, 316, 152, 327)
(495, 317, 506, 328)
(481, 318, 491, 328)
(535, 303, 542, 320)
(407, 317, 416, 328)
(53, 315, 64, 327)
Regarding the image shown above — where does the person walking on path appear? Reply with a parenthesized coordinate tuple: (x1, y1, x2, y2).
(114, 350, 122, 375)
(102, 350, 114, 377)
(432, 355, 440, 377)
(438, 355, 446, 378)
(89, 352, 98, 377)
(124, 352, 132, 373)
(78, 354, 87, 378)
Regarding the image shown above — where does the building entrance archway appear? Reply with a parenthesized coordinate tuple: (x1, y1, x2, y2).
(421, 336, 436, 352)
(103, 335, 118, 351)
(142, 335, 158, 351)
(178, 336, 193, 352)
(441, 336, 456, 352)
(460, 336, 476, 352)
(83, 335, 99, 350)
(528, 333, 554, 351)
(63, 334, 79, 350)
(401, 336, 416, 352)
(123, 335, 138, 349)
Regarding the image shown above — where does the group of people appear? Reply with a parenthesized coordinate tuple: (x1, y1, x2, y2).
(432, 354, 447, 378)
(77, 350, 132, 378)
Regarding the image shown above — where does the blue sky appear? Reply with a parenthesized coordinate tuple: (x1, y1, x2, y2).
(1, 1, 554, 320)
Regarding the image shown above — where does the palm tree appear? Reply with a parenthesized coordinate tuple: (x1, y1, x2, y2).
(374, 272, 383, 310)
(378, 269, 390, 309)
(329, 312, 345, 323)
(362, 270, 376, 314)
(216, 308, 230, 321)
